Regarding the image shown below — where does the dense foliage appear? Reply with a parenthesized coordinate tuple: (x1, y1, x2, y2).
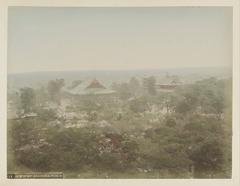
(8, 77, 232, 178)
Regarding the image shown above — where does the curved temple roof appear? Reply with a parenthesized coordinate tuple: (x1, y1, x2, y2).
(67, 79, 115, 95)
(86, 79, 106, 89)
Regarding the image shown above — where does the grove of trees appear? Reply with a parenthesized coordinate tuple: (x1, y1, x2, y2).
(7, 77, 232, 178)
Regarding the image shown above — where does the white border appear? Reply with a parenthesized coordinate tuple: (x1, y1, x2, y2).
(0, 1, 239, 186)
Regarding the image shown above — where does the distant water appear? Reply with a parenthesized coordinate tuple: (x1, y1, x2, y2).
(7, 67, 231, 92)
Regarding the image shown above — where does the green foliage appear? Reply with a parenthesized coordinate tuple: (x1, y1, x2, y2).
(35, 86, 49, 107)
(165, 116, 176, 127)
(172, 77, 228, 116)
(129, 97, 149, 113)
(77, 98, 102, 112)
(8, 77, 232, 178)
(182, 115, 226, 176)
(118, 83, 132, 100)
(142, 76, 157, 95)
(20, 87, 36, 113)
(141, 124, 192, 174)
(129, 77, 141, 96)
(9, 121, 139, 172)
(36, 108, 57, 121)
(47, 79, 65, 104)
(189, 139, 224, 172)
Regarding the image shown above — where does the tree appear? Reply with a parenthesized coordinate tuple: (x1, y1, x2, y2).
(47, 79, 65, 104)
(20, 87, 36, 113)
(173, 78, 227, 116)
(35, 86, 49, 107)
(142, 125, 192, 176)
(142, 76, 157, 95)
(196, 78, 225, 116)
(118, 83, 132, 100)
(183, 116, 225, 177)
(157, 93, 177, 114)
(129, 77, 141, 95)
(174, 85, 199, 114)
(129, 97, 149, 113)
(188, 139, 224, 177)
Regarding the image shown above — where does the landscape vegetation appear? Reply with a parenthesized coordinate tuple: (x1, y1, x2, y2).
(7, 70, 232, 178)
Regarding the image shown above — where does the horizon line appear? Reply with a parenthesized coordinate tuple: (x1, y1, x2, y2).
(8, 66, 231, 75)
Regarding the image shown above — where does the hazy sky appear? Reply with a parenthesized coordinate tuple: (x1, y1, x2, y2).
(8, 7, 232, 74)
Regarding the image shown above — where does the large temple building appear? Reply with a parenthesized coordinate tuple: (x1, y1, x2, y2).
(67, 79, 116, 96)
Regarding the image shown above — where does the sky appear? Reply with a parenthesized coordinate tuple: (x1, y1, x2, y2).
(8, 7, 232, 74)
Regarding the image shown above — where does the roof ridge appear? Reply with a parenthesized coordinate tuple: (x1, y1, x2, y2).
(85, 79, 106, 89)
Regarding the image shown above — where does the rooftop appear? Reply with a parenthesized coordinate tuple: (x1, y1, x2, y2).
(86, 79, 106, 89)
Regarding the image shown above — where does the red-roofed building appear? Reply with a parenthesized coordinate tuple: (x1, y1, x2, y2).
(86, 79, 106, 89)
(68, 79, 116, 96)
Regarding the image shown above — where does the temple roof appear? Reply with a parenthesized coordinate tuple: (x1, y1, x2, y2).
(86, 79, 106, 89)
(66, 79, 115, 95)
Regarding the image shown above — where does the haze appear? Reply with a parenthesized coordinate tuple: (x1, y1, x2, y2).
(8, 7, 232, 74)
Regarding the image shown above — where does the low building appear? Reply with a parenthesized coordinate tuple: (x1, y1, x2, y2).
(157, 84, 178, 92)
(157, 75, 182, 93)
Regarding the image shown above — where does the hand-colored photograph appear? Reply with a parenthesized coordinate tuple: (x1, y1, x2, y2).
(7, 7, 232, 178)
